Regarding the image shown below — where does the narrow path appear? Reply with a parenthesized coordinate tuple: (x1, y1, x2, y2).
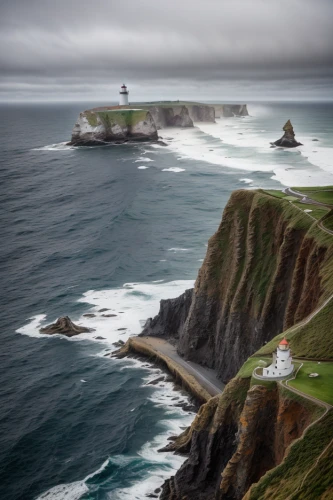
(284, 187, 332, 208)
(283, 187, 333, 236)
(140, 336, 224, 396)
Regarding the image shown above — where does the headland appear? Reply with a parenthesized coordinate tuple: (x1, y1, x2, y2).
(68, 101, 248, 146)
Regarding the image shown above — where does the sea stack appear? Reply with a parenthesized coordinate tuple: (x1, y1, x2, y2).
(39, 316, 92, 337)
(272, 119, 302, 147)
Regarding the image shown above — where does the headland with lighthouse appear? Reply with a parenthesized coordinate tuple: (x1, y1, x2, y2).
(69, 83, 248, 146)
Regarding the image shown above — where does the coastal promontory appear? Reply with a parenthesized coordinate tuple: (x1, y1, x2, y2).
(69, 102, 249, 146)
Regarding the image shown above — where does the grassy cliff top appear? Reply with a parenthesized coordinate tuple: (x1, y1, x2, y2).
(85, 109, 149, 128)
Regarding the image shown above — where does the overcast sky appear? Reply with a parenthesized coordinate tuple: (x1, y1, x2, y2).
(1, 0, 333, 102)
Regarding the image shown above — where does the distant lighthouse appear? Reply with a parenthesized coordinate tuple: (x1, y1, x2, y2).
(119, 83, 129, 106)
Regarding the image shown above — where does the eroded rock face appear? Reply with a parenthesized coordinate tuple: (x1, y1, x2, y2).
(161, 379, 316, 500)
(69, 109, 158, 146)
(40, 316, 92, 337)
(148, 106, 193, 128)
(214, 105, 249, 118)
(141, 288, 193, 341)
(187, 105, 215, 123)
(144, 190, 328, 383)
(272, 119, 302, 148)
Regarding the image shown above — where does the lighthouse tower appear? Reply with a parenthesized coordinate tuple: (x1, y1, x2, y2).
(262, 338, 294, 379)
(119, 84, 129, 106)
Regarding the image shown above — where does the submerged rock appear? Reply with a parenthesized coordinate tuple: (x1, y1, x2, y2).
(40, 316, 92, 337)
(272, 119, 302, 148)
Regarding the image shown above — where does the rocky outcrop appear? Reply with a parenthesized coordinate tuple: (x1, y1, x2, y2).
(272, 119, 303, 148)
(69, 109, 158, 146)
(144, 190, 332, 383)
(141, 288, 193, 342)
(161, 378, 322, 500)
(40, 316, 92, 337)
(214, 105, 249, 118)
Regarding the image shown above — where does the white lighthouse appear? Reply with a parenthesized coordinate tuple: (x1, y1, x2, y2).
(119, 83, 129, 106)
(262, 338, 294, 379)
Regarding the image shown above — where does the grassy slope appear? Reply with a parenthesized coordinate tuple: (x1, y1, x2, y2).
(263, 188, 331, 220)
(293, 186, 333, 206)
(256, 296, 333, 360)
(289, 361, 333, 405)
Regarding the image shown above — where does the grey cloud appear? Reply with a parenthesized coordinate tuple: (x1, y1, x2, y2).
(1, 0, 332, 100)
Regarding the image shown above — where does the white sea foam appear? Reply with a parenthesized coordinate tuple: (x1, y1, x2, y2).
(137, 166, 149, 169)
(31, 278, 196, 499)
(157, 119, 333, 187)
(168, 247, 189, 252)
(17, 280, 194, 348)
(162, 167, 185, 173)
(32, 142, 75, 151)
(240, 178, 253, 184)
(36, 459, 109, 500)
(134, 157, 154, 162)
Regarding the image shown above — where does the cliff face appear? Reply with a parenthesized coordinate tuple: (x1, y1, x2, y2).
(187, 104, 215, 123)
(147, 105, 193, 129)
(141, 288, 193, 342)
(145, 190, 333, 382)
(161, 377, 324, 500)
(214, 105, 249, 118)
(69, 109, 158, 145)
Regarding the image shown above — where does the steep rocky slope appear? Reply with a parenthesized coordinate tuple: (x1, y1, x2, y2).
(149, 188, 333, 499)
(144, 190, 333, 382)
(161, 372, 328, 500)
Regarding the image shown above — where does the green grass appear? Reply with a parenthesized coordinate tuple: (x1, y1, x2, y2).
(247, 410, 333, 500)
(85, 111, 99, 127)
(96, 109, 148, 129)
(292, 201, 329, 220)
(262, 189, 330, 219)
(255, 297, 333, 360)
(289, 361, 333, 405)
(292, 186, 333, 206)
(261, 189, 287, 199)
(236, 357, 270, 378)
(322, 212, 333, 231)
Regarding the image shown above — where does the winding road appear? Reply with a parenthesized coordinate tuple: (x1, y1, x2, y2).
(283, 187, 333, 235)
(140, 336, 224, 396)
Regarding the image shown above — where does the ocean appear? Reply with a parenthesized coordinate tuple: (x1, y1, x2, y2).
(1, 101, 333, 500)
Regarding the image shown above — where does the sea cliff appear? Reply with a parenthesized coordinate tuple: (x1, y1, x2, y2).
(69, 108, 158, 146)
(140, 188, 333, 499)
(143, 189, 333, 382)
(69, 102, 249, 145)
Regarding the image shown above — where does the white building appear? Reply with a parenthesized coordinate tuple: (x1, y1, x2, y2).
(119, 84, 129, 106)
(262, 338, 294, 379)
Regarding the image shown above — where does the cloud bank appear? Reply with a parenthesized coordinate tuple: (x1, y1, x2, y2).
(1, 0, 332, 101)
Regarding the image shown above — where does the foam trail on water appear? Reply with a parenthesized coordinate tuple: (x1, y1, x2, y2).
(17, 280, 194, 347)
(162, 167, 185, 173)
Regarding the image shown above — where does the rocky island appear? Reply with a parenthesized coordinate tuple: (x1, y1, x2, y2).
(117, 186, 333, 499)
(68, 101, 249, 146)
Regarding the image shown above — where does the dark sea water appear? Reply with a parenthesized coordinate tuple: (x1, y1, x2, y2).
(1, 101, 333, 499)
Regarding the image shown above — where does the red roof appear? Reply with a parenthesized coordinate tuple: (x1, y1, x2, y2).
(279, 338, 289, 346)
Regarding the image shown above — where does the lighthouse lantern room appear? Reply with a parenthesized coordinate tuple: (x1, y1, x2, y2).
(119, 84, 129, 106)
